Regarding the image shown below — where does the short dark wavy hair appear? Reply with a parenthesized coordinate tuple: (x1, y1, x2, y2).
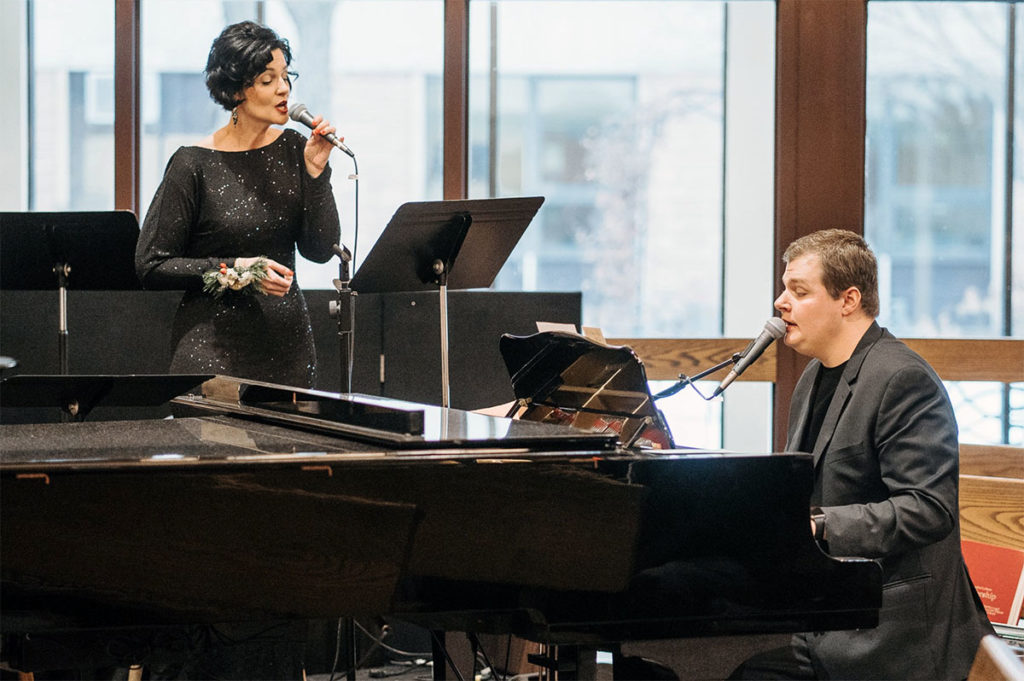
(783, 229, 880, 318)
(204, 21, 294, 111)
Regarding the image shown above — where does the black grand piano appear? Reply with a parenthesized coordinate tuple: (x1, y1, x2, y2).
(0, 332, 882, 679)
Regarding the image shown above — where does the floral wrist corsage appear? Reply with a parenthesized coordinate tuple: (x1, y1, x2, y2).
(202, 257, 270, 298)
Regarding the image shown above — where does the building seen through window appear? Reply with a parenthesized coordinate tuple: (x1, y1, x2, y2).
(28, 0, 115, 211)
(866, 2, 1021, 444)
(467, 1, 740, 341)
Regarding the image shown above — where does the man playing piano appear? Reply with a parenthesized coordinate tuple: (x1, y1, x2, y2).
(731, 229, 993, 680)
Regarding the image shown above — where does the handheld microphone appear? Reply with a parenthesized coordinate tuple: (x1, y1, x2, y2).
(288, 103, 355, 157)
(712, 317, 787, 397)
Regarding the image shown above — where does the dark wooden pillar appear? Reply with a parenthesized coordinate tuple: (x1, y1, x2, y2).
(774, 0, 867, 449)
(443, 0, 469, 200)
(114, 0, 140, 215)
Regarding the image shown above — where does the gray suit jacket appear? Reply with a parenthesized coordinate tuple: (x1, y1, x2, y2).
(787, 322, 992, 680)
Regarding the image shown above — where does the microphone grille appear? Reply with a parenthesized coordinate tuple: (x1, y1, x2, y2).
(765, 317, 787, 339)
(287, 102, 308, 122)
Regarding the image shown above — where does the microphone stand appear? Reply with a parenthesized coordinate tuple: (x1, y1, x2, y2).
(329, 149, 359, 395)
(653, 352, 742, 401)
(330, 245, 355, 394)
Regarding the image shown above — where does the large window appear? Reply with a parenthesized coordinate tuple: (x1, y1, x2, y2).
(28, 0, 115, 210)
(140, 0, 444, 288)
(471, 1, 739, 339)
(140, 0, 235, 219)
(866, 2, 1022, 444)
(467, 1, 777, 449)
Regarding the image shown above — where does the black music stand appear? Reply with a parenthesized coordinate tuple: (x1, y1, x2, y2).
(0, 374, 213, 421)
(351, 197, 544, 407)
(0, 211, 141, 375)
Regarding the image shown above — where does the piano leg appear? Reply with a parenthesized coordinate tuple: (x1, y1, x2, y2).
(572, 646, 599, 679)
(527, 644, 598, 680)
(341, 617, 357, 681)
(430, 631, 472, 681)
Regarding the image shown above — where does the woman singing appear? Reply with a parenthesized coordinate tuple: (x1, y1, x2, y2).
(136, 21, 341, 388)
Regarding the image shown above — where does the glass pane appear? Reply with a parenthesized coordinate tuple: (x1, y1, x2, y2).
(649, 380, 723, 450)
(140, 0, 444, 290)
(469, 1, 741, 338)
(1012, 384, 1024, 445)
(866, 2, 1007, 338)
(141, 0, 234, 220)
(948, 381, 1013, 444)
(1014, 6, 1024, 338)
(30, 0, 115, 210)
(867, 2, 1020, 446)
(469, 1, 774, 450)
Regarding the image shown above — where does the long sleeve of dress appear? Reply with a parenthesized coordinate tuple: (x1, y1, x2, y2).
(297, 162, 341, 264)
(135, 150, 223, 291)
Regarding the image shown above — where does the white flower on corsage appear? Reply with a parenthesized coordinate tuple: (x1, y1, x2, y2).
(203, 257, 270, 299)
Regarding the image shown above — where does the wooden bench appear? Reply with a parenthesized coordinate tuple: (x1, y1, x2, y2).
(960, 444, 1024, 552)
(962, 444, 1024, 481)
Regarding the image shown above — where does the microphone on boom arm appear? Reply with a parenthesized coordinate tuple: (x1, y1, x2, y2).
(653, 317, 787, 401)
(711, 317, 787, 398)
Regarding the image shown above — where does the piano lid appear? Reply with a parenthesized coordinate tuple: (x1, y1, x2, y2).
(168, 375, 620, 452)
(499, 331, 674, 450)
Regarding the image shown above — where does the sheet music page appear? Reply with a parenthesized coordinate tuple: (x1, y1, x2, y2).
(536, 321, 579, 334)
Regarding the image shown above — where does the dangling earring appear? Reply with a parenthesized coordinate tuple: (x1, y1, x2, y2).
(231, 106, 239, 126)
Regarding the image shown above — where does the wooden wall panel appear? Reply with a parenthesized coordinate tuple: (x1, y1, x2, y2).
(903, 339, 1024, 383)
(774, 0, 868, 449)
(960, 444, 1024, 479)
(607, 338, 777, 383)
(114, 0, 140, 214)
(609, 337, 1024, 384)
(443, 0, 469, 200)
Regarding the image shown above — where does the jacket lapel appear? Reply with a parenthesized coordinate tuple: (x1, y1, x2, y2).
(810, 321, 885, 468)
(787, 370, 815, 452)
(811, 379, 851, 467)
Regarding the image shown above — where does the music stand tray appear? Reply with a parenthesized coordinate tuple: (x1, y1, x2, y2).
(0, 211, 142, 377)
(0, 374, 213, 421)
(350, 197, 544, 406)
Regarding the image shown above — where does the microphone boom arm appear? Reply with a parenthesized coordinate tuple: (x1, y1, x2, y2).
(653, 352, 743, 401)
(654, 318, 785, 401)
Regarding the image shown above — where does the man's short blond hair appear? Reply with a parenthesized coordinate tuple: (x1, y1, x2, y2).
(783, 229, 879, 318)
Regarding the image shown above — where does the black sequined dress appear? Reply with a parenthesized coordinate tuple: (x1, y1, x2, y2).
(136, 129, 340, 388)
